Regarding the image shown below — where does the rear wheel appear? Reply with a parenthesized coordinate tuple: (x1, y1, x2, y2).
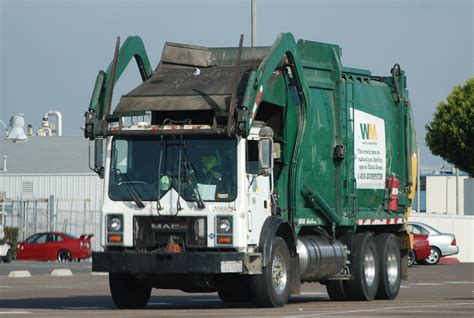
(57, 250, 72, 262)
(375, 234, 401, 299)
(408, 249, 416, 267)
(250, 237, 291, 307)
(344, 233, 379, 301)
(3, 249, 12, 263)
(425, 246, 441, 265)
(325, 234, 350, 301)
(109, 273, 151, 309)
(326, 280, 348, 301)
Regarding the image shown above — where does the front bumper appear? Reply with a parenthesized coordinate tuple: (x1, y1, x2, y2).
(92, 251, 262, 274)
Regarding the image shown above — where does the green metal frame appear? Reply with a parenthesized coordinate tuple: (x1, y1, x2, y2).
(241, 33, 315, 231)
(86, 36, 153, 139)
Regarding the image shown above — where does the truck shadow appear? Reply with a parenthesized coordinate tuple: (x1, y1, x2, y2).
(0, 294, 329, 311)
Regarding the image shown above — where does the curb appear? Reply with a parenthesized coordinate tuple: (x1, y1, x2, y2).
(440, 257, 460, 264)
(50, 269, 74, 277)
(8, 270, 32, 278)
(91, 272, 109, 276)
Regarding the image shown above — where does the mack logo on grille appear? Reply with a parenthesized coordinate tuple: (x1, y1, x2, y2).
(151, 223, 187, 230)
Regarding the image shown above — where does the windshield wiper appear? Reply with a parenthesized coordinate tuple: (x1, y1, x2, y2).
(183, 156, 205, 209)
(114, 169, 145, 208)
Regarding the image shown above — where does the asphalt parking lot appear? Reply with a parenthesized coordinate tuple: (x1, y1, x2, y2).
(0, 262, 472, 317)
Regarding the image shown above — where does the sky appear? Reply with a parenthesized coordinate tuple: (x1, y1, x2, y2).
(0, 0, 473, 167)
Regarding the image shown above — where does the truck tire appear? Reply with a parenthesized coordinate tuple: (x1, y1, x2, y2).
(344, 233, 379, 301)
(326, 280, 348, 301)
(218, 289, 252, 304)
(251, 237, 291, 307)
(109, 273, 151, 309)
(375, 233, 401, 300)
(325, 233, 350, 301)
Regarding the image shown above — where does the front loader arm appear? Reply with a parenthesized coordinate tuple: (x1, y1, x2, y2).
(85, 36, 153, 140)
(239, 32, 313, 229)
(240, 32, 311, 136)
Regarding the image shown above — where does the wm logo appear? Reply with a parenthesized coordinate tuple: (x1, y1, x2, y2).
(360, 123, 378, 140)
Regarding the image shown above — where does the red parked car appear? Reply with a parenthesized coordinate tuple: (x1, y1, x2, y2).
(16, 232, 93, 262)
(408, 233, 430, 267)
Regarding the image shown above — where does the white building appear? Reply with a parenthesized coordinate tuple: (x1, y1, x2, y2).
(0, 136, 103, 250)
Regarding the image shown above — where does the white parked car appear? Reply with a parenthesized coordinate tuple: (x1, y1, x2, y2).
(406, 222, 459, 265)
(0, 239, 13, 263)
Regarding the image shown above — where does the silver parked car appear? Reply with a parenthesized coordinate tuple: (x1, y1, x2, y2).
(406, 222, 459, 265)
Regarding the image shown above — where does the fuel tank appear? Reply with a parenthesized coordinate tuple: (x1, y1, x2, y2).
(297, 235, 347, 282)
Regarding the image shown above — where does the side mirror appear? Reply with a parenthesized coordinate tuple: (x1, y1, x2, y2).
(90, 138, 104, 178)
(258, 138, 273, 176)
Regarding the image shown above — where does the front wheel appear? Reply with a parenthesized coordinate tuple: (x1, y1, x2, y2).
(425, 246, 441, 265)
(344, 233, 379, 301)
(250, 237, 291, 307)
(218, 289, 252, 304)
(109, 273, 151, 309)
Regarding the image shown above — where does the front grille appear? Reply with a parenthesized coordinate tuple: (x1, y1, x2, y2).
(134, 216, 207, 251)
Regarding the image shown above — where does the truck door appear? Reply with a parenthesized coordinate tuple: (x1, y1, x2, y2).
(246, 139, 272, 243)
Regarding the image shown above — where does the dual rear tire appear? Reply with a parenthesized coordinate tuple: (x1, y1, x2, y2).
(325, 232, 401, 301)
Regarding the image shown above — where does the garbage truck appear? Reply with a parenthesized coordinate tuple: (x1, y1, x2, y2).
(85, 33, 417, 308)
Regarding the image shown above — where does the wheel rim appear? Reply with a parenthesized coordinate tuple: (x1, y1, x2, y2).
(408, 250, 415, 266)
(58, 251, 71, 262)
(271, 255, 288, 295)
(364, 248, 376, 287)
(387, 248, 399, 285)
(427, 248, 439, 264)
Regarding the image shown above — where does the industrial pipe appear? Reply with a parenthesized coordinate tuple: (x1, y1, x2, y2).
(43, 111, 63, 136)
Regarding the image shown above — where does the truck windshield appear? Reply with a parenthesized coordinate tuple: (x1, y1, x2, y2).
(109, 137, 237, 202)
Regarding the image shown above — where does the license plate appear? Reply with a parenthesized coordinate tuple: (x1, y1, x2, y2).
(220, 260, 243, 273)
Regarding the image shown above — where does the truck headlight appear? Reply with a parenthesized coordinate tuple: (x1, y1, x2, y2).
(217, 216, 232, 234)
(107, 215, 123, 232)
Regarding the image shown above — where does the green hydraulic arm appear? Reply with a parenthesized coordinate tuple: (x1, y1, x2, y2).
(84, 36, 153, 140)
(239, 32, 316, 230)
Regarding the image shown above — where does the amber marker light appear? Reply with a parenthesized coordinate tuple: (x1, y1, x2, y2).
(217, 236, 232, 245)
(108, 234, 123, 243)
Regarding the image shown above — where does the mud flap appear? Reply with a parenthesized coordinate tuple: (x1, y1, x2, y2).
(397, 231, 410, 280)
(400, 249, 408, 280)
(290, 254, 301, 294)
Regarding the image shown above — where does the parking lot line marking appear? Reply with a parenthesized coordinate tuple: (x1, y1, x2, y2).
(400, 285, 410, 288)
(284, 302, 474, 317)
(0, 311, 31, 315)
(444, 281, 474, 284)
(410, 283, 444, 286)
(62, 307, 106, 310)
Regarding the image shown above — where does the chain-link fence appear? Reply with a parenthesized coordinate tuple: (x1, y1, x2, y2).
(3, 196, 101, 251)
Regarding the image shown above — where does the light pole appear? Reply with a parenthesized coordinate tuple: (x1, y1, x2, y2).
(417, 143, 420, 213)
(251, 0, 257, 47)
